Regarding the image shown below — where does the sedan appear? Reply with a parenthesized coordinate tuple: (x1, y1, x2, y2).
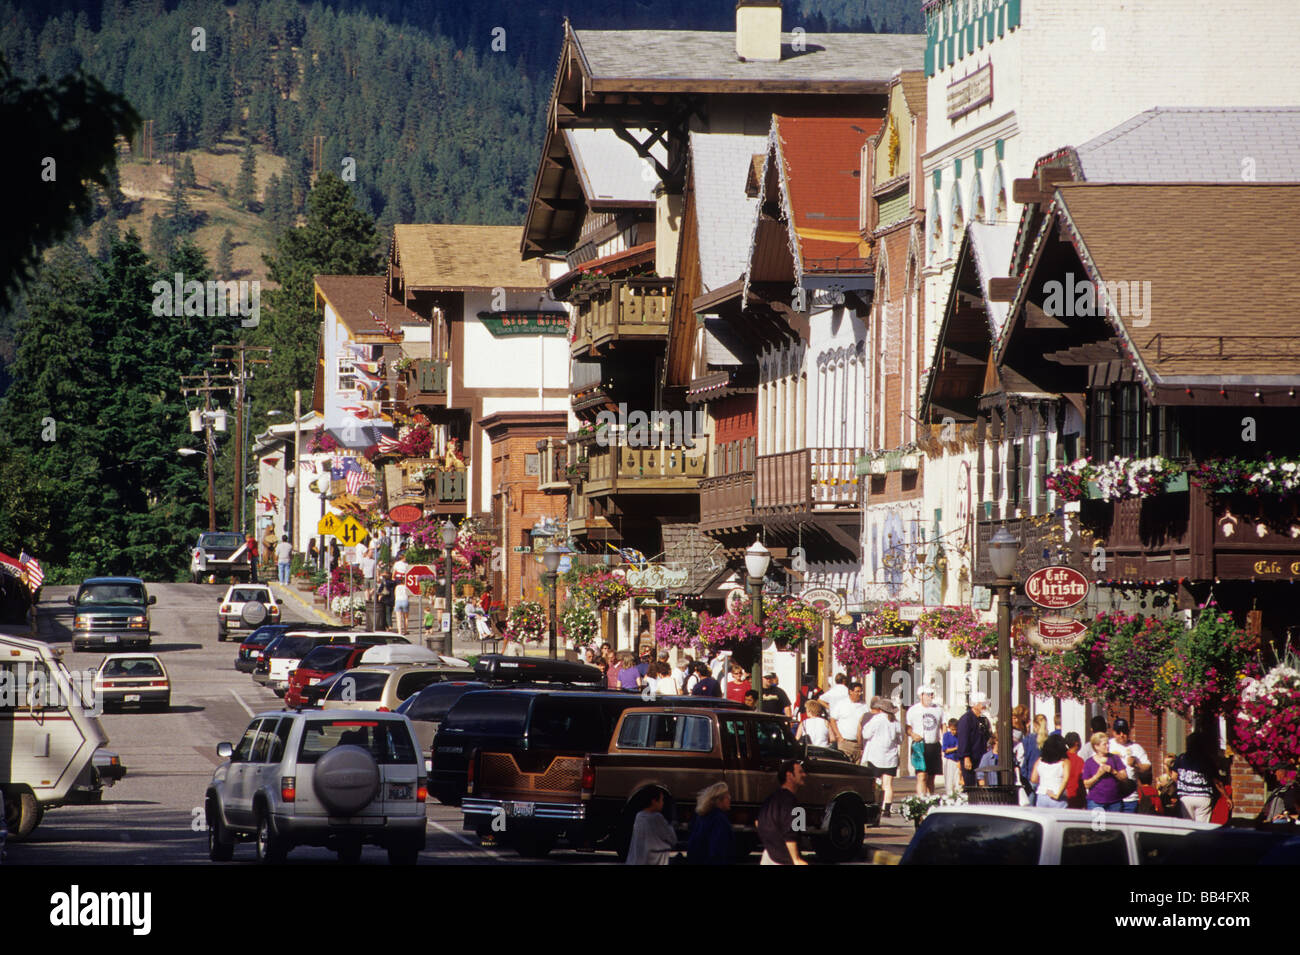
(93, 654, 171, 711)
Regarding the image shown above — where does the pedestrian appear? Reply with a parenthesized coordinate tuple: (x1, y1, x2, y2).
(625, 788, 677, 865)
(391, 552, 410, 634)
(1108, 718, 1150, 813)
(942, 718, 962, 795)
(1064, 732, 1087, 809)
(245, 533, 260, 583)
(756, 759, 809, 865)
(306, 537, 319, 571)
(861, 696, 901, 811)
(328, 539, 341, 574)
(956, 692, 991, 789)
(833, 682, 871, 762)
(1078, 715, 1110, 761)
(724, 661, 752, 704)
(690, 662, 721, 698)
(261, 523, 278, 577)
(759, 673, 792, 716)
(743, 689, 760, 710)
(977, 733, 1000, 786)
(1173, 731, 1230, 823)
(658, 650, 684, 693)
(1031, 734, 1070, 808)
(821, 673, 850, 715)
(1016, 713, 1047, 805)
(376, 565, 395, 631)
(682, 657, 699, 694)
(907, 686, 945, 797)
(795, 699, 840, 749)
(1082, 731, 1128, 812)
(617, 651, 641, 690)
(654, 662, 678, 698)
(687, 782, 734, 865)
(605, 649, 623, 689)
(276, 534, 293, 585)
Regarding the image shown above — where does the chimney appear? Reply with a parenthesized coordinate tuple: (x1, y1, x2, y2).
(736, 0, 783, 63)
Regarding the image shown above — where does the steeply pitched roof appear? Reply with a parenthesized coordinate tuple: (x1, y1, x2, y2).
(314, 275, 412, 341)
(393, 225, 546, 291)
(966, 223, 1017, 337)
(895, 69, 928, 114)
(563, 128, 663, 208)
(1026, 183, 1300, 380)
(690, 131, 769, 291)
(1074, 107, 1300, 183)
(571, 29, 925, 92)
(772, 115, 880, 271)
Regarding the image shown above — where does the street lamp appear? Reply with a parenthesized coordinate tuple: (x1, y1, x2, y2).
(441, 520, 457, 655)
(542, 545, 563, 660)
(745, 538, 771, 698)
(177, 448, 201, 457)
(988, 526, 1019, 791)
(285, 471, 297, 566)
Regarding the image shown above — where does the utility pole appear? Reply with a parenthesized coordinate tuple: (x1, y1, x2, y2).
(213, 343, 272, 535)
(181, 369, 238, 531)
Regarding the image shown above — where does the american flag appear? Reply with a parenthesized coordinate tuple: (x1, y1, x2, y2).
(19, 551, 43, 592)
(345, 469, 363, 495)
(378, 434, 403, 453)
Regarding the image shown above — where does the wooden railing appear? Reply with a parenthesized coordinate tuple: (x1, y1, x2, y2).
(535, 436, 572, 492)
(570, 279, 673, 356)
(756, 448, 863, 511)
(699, 471, 756, 533)
(583, 435, 707, 494)
(402, 359, 449, 406)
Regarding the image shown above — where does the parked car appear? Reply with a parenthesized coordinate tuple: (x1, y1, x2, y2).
(204, 710, 427, 864)
(261, 631, 411, 694)
(472, 654, 605, 689)
(457, 700, 875, 860)
(319, 658, 475, 713)
(92, 654, 170, 711)
(217, 585, 280, 641)
(283, 644, 377, 709)
(236, 624, 295, 673)
(191, 531, 252, 583)
(396, 681, 491, 775)
(68, 577, 156, 651)
(900, 806, 1218, 865)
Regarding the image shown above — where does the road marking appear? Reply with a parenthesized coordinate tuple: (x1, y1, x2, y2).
(426, 818, 504, 858)
(229, 689, 254, 716)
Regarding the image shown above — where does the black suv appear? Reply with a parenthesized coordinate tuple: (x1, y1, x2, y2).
(68, 577, 156, 651)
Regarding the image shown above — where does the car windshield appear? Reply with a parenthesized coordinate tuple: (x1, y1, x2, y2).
(78, 583, 145, 606)
(102, 658, 164, 678)
(228, 589, 270, 603)
(201, 533, 243, 549)
(298, 645, 355, 672)
(244, 627, 286, 647)
(296, 718, 418, 765)
(273, 636, 328, 658)
(903, 813, 1043, 865)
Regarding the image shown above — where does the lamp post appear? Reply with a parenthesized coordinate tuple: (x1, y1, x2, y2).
(441, 520, 457, 656)
(987, 527, 1019, 791)
(285, 471, 296, 575)
(745, 538, 771, 703)
(542, 544, 562, 660)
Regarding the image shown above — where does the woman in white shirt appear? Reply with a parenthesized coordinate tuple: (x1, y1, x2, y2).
(861, 697, 902, 812)
(653, 663, 679, 698)
(1031, 734, 1070, 808)
(391, 556, 411, 634)
(795, 699, 841, 749)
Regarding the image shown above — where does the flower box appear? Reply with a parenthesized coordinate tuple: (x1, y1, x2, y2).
(869, 457, 888, 476)
(883, 451, 902, 472)
(899, 452, 920, 472)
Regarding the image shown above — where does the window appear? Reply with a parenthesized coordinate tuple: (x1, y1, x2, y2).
(102, 658, 164, 678)
(1137, 831, 1193, 865)
(754, 720, 797, 760)
(232, 719, 265, 763)
(524, 453, 540, 477)
(617, 714, 712, 752)
(395, 670, 443, 701)
(1090, 385, 1184, 460)
(296, 719, 418, 765)
(337, 355, 356, 393)
(326, 671, 388, 702)
(271, 718, 293, 764)
(1061, 827, 1129, 865)
(903, 814, 1043, 864)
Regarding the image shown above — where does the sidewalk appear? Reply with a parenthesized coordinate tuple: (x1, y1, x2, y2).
(862, 773, 970, 861)
(268, 581, 345, 628)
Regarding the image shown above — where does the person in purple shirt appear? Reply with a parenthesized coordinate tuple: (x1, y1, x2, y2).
(617, 651, 642, 690)
(1082, 731, 1129, 811)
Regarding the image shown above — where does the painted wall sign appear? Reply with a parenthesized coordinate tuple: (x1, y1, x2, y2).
(476, 311, 569, 337)
(1024, 566, 1089, 610)
(947, 62, 993, 120)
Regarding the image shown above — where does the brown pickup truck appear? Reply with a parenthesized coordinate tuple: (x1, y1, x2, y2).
(460, 705, 880, 862)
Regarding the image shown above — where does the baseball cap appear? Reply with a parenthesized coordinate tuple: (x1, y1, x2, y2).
(970, 691, 989, 706)
(919, 685, 937, 699)
(1112, 718, 1130, 733)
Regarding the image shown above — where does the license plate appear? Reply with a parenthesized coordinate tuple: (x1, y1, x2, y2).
(309, 678, 321, 685)
(506, 801, 535, 818)
(104, 635, 118, 643)
(125, 694, 140, 703)
(389, 784, 412, 800)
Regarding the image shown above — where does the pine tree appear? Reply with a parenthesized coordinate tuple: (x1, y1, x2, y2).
(234, 142, 258, 211)
(215, 228, 235, 278)
(264, 171, 295, 236)
(179, 155, 197, 188)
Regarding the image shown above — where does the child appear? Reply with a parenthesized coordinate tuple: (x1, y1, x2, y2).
(942, 718, 962, 795)
(977, 733, 1000, 787)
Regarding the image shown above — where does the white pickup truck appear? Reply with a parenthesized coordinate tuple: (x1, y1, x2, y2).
(0, 633, 125, 839)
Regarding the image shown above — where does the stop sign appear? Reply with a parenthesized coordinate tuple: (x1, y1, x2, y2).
(404, 564, 436, 596)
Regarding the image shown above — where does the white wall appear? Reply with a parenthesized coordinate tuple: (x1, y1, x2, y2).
(459, 289, 569, 393)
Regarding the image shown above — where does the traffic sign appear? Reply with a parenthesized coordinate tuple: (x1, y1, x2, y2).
(512, 546, 531, 553)
(337, 516, 368, 546)
(317, 513, 342, 537)
(1024, 566, 1088, 610)
(404, 563, 436, 595)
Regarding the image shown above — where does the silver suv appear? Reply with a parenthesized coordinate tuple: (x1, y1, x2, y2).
(205, 710, 427, 865)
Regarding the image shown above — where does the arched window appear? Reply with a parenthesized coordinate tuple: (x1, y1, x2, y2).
(992, 165, 1008, 222)
(928, 199, 943, 260)
(972, 173, 986, 223)
(948, 186, 964, 259)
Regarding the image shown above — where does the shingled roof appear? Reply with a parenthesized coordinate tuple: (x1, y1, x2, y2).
(314, 274, 414, 341)
(393, 224, 546, 291)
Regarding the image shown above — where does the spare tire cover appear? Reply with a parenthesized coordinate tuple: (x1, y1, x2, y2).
(313, 745, 381, 816)
(241, 601, 269, 626)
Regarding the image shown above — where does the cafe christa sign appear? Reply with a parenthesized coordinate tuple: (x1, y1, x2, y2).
(1024, 566, 1089, 610)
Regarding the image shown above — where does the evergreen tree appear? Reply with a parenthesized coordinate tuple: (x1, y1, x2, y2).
(264, 172, 295, 236)
(234, 141, 258, 211)
(179, 155, 198, 189)
(215, 228, 235, 278)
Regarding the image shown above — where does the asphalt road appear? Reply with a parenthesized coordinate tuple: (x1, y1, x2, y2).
(6, 582, 614, 866)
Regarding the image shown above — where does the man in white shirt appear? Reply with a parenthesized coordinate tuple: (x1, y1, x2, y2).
(1108, 718, 1150, 812)
(833, 683, 871, 763)
(392, 555, 411, 634)
(274, 535, 293, 585)
(906, 686, 946, 797)
(820, 673, 850, 718)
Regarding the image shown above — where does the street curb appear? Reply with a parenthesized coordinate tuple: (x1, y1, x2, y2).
(270, 581, 344, 627)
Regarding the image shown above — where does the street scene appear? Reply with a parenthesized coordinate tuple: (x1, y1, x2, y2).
(1, 0, 1299, 902)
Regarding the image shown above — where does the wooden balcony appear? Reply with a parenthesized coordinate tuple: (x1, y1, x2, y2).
(399, 359, 449, 409)
(699, 471, 756, 535)
(755, 448, 863, 512)
(569, 279, 673, 358)
(581, 437, 707, 496)
(418, 468, 468, 515)
(535, 436, 571, 493)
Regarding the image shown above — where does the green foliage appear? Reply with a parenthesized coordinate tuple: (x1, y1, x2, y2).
(215, 229, 235, 278)
(234, 142, 258, 212)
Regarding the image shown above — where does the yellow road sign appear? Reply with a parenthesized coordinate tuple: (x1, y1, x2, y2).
(338, 516, 369, 546)
(317, 513, 342, 537)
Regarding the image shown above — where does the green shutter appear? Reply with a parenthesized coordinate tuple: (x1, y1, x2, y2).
(996, 138, 1005, 160)
(954, 157, 962, 178)
(1008, 0, 1021, 29)
(933, 169, 942, 190)
(975, 148, 984, 169)
(998, 3, 1005, 37)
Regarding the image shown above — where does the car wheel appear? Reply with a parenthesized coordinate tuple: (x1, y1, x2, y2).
(255, 812, 288, 864)
(812, 801, 865, 864)
(513, 835, 555, 859)
(387, 844, 419, 866)
(336, 840, 363, 865)
(208, 805, 234, 862)
(3, 791, 42, 841)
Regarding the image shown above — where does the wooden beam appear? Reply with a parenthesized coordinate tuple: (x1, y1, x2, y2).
(1012, 177, 1044, 204)
(987, 277, 1018, 301)
(1024, 301, 1070, 330)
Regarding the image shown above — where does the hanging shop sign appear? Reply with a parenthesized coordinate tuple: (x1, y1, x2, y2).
(1023, 615, 1089, 652)
(476, 311, 569, 337)
(800, 587, 847, 616)
(625, 564, 690, 590)
(862, 633, 919, 649)
(724, 588, 746, 614)
(388, 504, 423, 525)
(1024, 566, 1089, 610)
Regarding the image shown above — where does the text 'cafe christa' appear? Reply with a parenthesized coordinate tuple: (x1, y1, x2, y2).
(1025, 567, 1089, 608)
